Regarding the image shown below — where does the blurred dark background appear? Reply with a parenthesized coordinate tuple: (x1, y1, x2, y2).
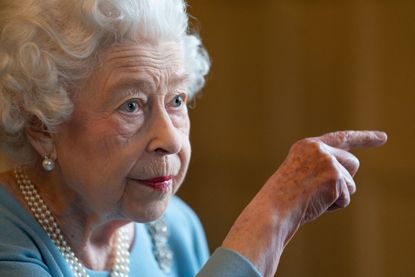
(180, 0, 415, 276)
(1, 0, 415, 276)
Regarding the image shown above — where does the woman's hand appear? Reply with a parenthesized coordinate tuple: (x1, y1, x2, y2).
(270, 130, 387, 224)
(222, 130, 387, 277)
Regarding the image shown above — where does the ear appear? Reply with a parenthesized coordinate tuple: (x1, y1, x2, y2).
(25, 116, 57, 160)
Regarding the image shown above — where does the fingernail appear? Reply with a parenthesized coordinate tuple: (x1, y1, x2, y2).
(375, 131, 388, 141)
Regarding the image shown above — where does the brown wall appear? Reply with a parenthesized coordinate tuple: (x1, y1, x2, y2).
(180, 0, 415, 276)
(1, 0, 414, 276)
(0, 155, 8, 170)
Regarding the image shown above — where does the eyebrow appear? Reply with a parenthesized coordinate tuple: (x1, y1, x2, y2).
(108, 78, 155, 95)
(104, 74, 191, 107)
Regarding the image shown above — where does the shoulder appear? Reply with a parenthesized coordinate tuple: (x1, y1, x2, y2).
(0, 186, 66, 276)
(0, 186, 39, 244)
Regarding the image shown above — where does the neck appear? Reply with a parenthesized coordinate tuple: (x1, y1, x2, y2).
(19, 166, 134, 271)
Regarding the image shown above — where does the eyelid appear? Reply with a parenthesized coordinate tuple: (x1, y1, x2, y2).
(114, 87, 146, 101)
(175, 89, 188, 99)
(171, 92, 187, 102)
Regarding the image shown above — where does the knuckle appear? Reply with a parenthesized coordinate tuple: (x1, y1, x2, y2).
(362, 132, 376, 146)
(353, 156, 360, 169)
(328, 181, 350, 207)
(321, 159, 342, 183)
(349, 183, 357, 194)
(320, 152, 337, 169)
(291, 138, 307, 150)
(338, 198, 350, 208)
(290, 138, 309, 153)
(336, 131, 350, 145)
(327, 169, 342, 184)
(327, 183, 341, 203)
(343, 154, 360, 172)
(296, 138, 323, 153)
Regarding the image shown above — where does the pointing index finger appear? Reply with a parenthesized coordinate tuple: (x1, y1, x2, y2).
(319, 130, 388, 150)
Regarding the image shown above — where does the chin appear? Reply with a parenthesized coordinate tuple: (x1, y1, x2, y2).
(122, 197, 171, 223)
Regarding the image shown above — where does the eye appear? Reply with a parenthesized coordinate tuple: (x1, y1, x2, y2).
(118, 99, 141, 113)
(170, 94, 186, 108)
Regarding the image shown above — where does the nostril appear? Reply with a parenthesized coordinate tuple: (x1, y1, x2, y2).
(155, 148, 169, 155)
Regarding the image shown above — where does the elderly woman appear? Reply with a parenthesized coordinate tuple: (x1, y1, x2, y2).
(0, 0, 387, 276)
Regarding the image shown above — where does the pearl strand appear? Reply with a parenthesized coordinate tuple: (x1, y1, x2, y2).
(15, 168, 130, 277)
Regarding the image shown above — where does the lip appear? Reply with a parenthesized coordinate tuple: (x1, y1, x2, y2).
(135, 176, 173, 191)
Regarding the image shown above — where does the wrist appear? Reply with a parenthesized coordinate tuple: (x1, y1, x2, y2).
(222, 187, 302, 277)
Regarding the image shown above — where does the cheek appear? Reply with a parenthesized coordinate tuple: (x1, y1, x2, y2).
(172, 111, 190, 134)
(175, 114, 191, 160)
(54, 119, 150, 212)
(113, 115, 145, 140)
(175, 125, 192, 190)
(55, 116, 144, 186)
(179, 138, 191, 166)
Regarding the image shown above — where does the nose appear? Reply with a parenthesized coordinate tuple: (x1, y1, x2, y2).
(146, 108, 182, 155)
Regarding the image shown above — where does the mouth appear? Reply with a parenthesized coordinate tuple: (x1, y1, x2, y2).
(132, 176, 173, 191)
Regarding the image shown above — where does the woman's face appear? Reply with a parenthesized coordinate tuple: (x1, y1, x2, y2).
(54, 41, 191, 222)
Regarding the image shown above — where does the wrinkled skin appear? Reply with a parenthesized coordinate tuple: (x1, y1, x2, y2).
(222, 130, 387, 277)
(0, 39, 387, 274)
(9, 41, 192, 270)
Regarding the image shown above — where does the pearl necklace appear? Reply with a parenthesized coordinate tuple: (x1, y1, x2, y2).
(15, 168, 130, 277)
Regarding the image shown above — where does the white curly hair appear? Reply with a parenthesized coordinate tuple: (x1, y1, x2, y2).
(0, 0, 210, 163)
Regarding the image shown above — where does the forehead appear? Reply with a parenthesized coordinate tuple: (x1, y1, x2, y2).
(103, 42, 183, 69)
(99, 42, 187, 92)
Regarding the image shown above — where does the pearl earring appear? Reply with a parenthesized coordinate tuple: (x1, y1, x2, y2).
(42, 155, 55, 171)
